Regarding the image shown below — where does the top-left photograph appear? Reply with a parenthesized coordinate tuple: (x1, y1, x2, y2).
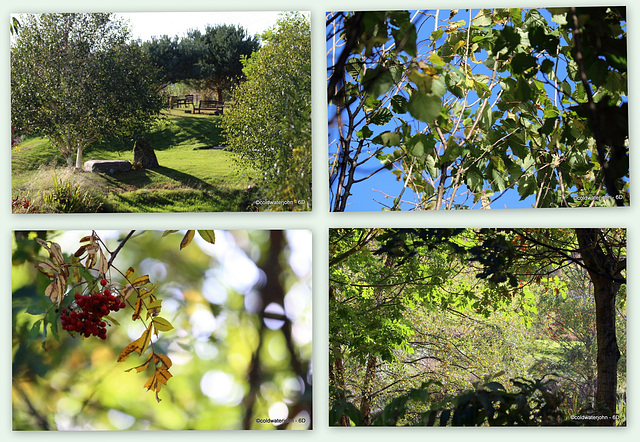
(11, 11, 311, 213)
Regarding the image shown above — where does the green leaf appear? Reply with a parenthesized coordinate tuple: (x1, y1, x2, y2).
(472, 10, 493, 27)
(368, 107, 393, 126)
(390, 95, 408, 113)
(362, 66, 395, 97)
(407, 91, 441, 123)
(373, 131, 402, 147)
(152, 316, 174, 332)
(465, 165, 484, 192)
(197, 230, 216, 245)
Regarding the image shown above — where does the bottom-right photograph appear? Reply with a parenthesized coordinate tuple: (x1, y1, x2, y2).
(329, 228, 626, 427)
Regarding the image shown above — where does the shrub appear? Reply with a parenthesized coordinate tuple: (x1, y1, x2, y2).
(41, 173, 103, 213)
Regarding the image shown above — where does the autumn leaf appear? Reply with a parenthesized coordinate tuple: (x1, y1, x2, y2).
(34, 239, 69, 305)
(132, 275, 151, 287)
(125, 353, 153, 373)
(117, 323, 153, 362)
(180, 230, 196, 250)
(161, 230, 179, 237)
(144, 353, 173, 402)
(98, 248, 109, 276)
(146, 299, 163, 319)
(131, 296, 144, 321)
(43, 275, 66, 306)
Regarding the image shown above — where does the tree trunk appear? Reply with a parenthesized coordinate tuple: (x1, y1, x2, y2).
(359, 354, 377, 425)
(332, 355, 351, 426)
(74, 147, 83, 169)
(575, 228, 624, 424)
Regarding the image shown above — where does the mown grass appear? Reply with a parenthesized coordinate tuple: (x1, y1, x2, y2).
(11, 109, 259, 213)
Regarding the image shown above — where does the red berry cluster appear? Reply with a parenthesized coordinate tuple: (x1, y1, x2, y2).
(60, 280, 126, 339)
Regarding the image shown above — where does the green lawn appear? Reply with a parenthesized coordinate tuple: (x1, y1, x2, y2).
(11, 109, 259, 213)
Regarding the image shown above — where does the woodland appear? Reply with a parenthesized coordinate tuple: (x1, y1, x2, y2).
(329, 228, 626, 426)
(12, 230, 312, 430)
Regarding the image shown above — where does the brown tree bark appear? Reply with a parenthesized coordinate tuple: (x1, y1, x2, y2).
(359, 354, 377, 425)
(575, 228, 625, 425)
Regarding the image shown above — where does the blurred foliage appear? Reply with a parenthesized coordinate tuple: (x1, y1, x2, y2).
(12, 230, 311, 430)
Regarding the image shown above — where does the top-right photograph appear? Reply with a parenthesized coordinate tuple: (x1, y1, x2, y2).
(327, 7, 628, 211)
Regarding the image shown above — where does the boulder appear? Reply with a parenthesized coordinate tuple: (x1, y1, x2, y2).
(133, 137, 159, 169)
(84, 160, 132, 173)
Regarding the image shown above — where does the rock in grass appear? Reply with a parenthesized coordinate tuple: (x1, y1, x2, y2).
(133, 137, 159, 169)
(84, 160, 132, 173)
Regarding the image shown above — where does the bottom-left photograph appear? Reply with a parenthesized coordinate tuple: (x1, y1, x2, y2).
(12, 229, 312, 431)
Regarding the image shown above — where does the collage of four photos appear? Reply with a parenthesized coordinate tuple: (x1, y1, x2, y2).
(9, 2, 632, 437)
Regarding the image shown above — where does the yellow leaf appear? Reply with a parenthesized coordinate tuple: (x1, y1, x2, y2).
(125, 267, 135, 279)
(162, 230, 179, 237)
(117, 323, 153, 362)
(125, 353, 153, 373)
(146, 299, 162, 319)
(131, 296, 143, 321)
(198, 230, 216, 245)
(132, 275, 150, 287)
(180, 230, 195, 250)
(144, 354, 173, 402)
(152, 316, 174, 332)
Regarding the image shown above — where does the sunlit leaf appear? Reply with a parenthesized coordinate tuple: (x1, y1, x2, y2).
(197, 230, 216, 245)
(180, 230, 196, 250)
(152, 317, 174, 332)
(117, 323, 153, 362)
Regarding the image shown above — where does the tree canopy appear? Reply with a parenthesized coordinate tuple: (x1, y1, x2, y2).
(328, 8, 628, 211)
(11, 13, 164, 168)
(145, 24, 260, 100)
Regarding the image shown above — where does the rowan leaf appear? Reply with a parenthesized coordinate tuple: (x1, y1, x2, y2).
(197, 230, 216, 245)
(132, 275, 151, 287)
(74, 244, 87, 257)
(125, 267, 135, 280)
(44, 276, 66, 306)
(125, 353, 153, 373)
(131, 296, 143, 320)
(144, 353, 173, 402)
(152, 316, 174, 332)
(180, 230, 195, 250)
(162, 230, 179, 237)
(117, 323, 153, 362)
(98, 249, 108, 276)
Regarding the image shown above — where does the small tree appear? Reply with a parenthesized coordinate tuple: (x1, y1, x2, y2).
(11, 13, 164, 168)
(222, 13, 311, 210)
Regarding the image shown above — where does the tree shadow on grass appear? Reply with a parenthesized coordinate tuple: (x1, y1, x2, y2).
(107, 185, 258, 213)
(98, 166, 217, 192)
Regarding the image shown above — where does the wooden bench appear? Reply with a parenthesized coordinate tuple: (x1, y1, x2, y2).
(192, 100, 224, 115)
